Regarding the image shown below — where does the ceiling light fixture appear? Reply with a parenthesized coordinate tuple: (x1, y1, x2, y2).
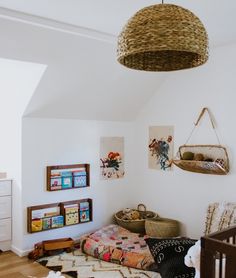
(117, 1, 208, 71)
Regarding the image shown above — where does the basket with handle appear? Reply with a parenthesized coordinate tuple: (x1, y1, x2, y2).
(114, 204, 158, 234)
(172, 108, 229, 175)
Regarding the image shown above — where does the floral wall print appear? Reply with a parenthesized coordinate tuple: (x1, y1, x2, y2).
(100, 137, 124, 179)
(148, 126, 174, 170)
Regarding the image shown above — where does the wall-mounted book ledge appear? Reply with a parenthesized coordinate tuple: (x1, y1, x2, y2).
(27, 198, 93, 233)
(47, 164, 90, 191)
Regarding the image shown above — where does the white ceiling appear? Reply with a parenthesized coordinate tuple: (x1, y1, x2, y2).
(0, 1, 236, 120)
(1, 0, 236, 46)
(0, 8, 165, 120)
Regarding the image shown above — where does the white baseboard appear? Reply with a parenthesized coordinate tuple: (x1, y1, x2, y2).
(11, 244, 32, 257)
(11, 237, 81, 257)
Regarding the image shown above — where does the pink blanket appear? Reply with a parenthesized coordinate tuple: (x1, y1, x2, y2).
(80, 224, 155, 270)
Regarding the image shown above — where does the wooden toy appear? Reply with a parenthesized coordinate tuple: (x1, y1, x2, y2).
(28, 237, 74, 260)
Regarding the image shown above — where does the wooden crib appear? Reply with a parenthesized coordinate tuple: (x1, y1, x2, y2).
(201, 225, 236, 278)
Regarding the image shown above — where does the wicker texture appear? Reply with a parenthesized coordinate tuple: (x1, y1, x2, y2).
(117, 4, 208, 71)
(114, 209, 157, 234)
(172, 108, 229, 175)
(173, 145, 229, 175)
(145, 217, 180, 238)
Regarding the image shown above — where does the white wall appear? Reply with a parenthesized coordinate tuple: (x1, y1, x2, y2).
(20, 42, 236, 252)
(22, 118, 135, 251)
(0, 58, 46, 253)
(133, 43, 236, 239)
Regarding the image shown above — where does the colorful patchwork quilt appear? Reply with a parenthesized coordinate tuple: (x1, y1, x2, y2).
(80, 224, 156, 271)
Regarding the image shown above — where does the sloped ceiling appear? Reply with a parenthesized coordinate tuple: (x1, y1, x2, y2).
(0, 8, 166, 121)
(1, 0, 236, 46)
(0, 0, 236, 120)
(0, 58, 46, 117)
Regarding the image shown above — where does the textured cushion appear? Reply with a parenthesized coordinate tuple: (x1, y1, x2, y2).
(204, 202, 236, 235)
(80, 224, 155, 270)
(145, 238, 196, 278)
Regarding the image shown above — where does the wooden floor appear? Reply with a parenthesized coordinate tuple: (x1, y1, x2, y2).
(0, 251, 66, 278)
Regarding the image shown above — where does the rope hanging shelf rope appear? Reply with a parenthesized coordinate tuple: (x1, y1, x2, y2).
(172, 108, 229, 175)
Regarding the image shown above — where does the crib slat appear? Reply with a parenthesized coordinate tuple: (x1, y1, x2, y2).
(225, 256, 236, 277)
(201, 247, 215, 278)
(219, 253, 223, 278)
(201, 226, 236, 278)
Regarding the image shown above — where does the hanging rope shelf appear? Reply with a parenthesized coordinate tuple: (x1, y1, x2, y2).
(172, 108, 229, 175)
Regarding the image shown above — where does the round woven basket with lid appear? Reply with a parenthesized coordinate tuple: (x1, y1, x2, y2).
(117, 4, 208, 71)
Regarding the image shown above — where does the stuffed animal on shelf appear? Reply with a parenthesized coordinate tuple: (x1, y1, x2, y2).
(184, 240, 201, 278)
(46, 271, 65, 278)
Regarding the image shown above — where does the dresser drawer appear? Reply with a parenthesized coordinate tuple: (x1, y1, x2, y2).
(0, 218, 11, 241)
(0, 196, 11, 219)
(0, 180, 11, 196)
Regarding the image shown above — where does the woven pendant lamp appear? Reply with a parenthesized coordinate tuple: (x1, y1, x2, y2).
(117, 3, 208, 71)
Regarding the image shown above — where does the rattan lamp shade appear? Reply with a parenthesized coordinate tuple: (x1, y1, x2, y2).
(117, 4, 208, 71)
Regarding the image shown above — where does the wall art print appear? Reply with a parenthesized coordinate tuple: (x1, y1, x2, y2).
(148, 126, 174, 171)
(100, 137, 124, 180)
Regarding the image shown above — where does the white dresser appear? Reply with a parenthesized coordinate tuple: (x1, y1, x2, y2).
(0, 179, 12, 251)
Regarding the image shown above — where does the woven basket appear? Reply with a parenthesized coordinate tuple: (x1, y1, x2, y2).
(172, 108, 229, 175)
(173, 145, 229, 175)
(117, 4, 208, 71)
(114, 205, 157, 234)
(145, 217, 180, 238)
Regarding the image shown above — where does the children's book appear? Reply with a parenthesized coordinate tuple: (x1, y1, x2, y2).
(80, 201, 89, 211)
(80, 210, 90, 222)
(79, 201, 90, 222)
(31, 218, 43, 232)
(50, 177, 62, 190)
(61, 171, 73, 189)
(65, 206, 79, 225)
(42, 217, 51, 230)
(51, 215, 64, 228)
(73, 170, 87, 187)
(32, 207, 59, 219)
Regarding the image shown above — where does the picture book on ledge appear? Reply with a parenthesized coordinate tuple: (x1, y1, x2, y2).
(47, 164, 89, 191)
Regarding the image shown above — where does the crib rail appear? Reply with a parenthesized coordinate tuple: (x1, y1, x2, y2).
(201, 226, 236, 278)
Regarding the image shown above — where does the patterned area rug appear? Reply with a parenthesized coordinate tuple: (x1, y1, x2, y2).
(37, 249, 160, 278)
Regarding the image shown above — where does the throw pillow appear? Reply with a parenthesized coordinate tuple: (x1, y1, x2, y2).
(145, 238, 196, 278)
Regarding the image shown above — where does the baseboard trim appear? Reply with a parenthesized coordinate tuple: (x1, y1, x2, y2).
(11, 236, 81, 257)
(11, 244, 32, 257)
